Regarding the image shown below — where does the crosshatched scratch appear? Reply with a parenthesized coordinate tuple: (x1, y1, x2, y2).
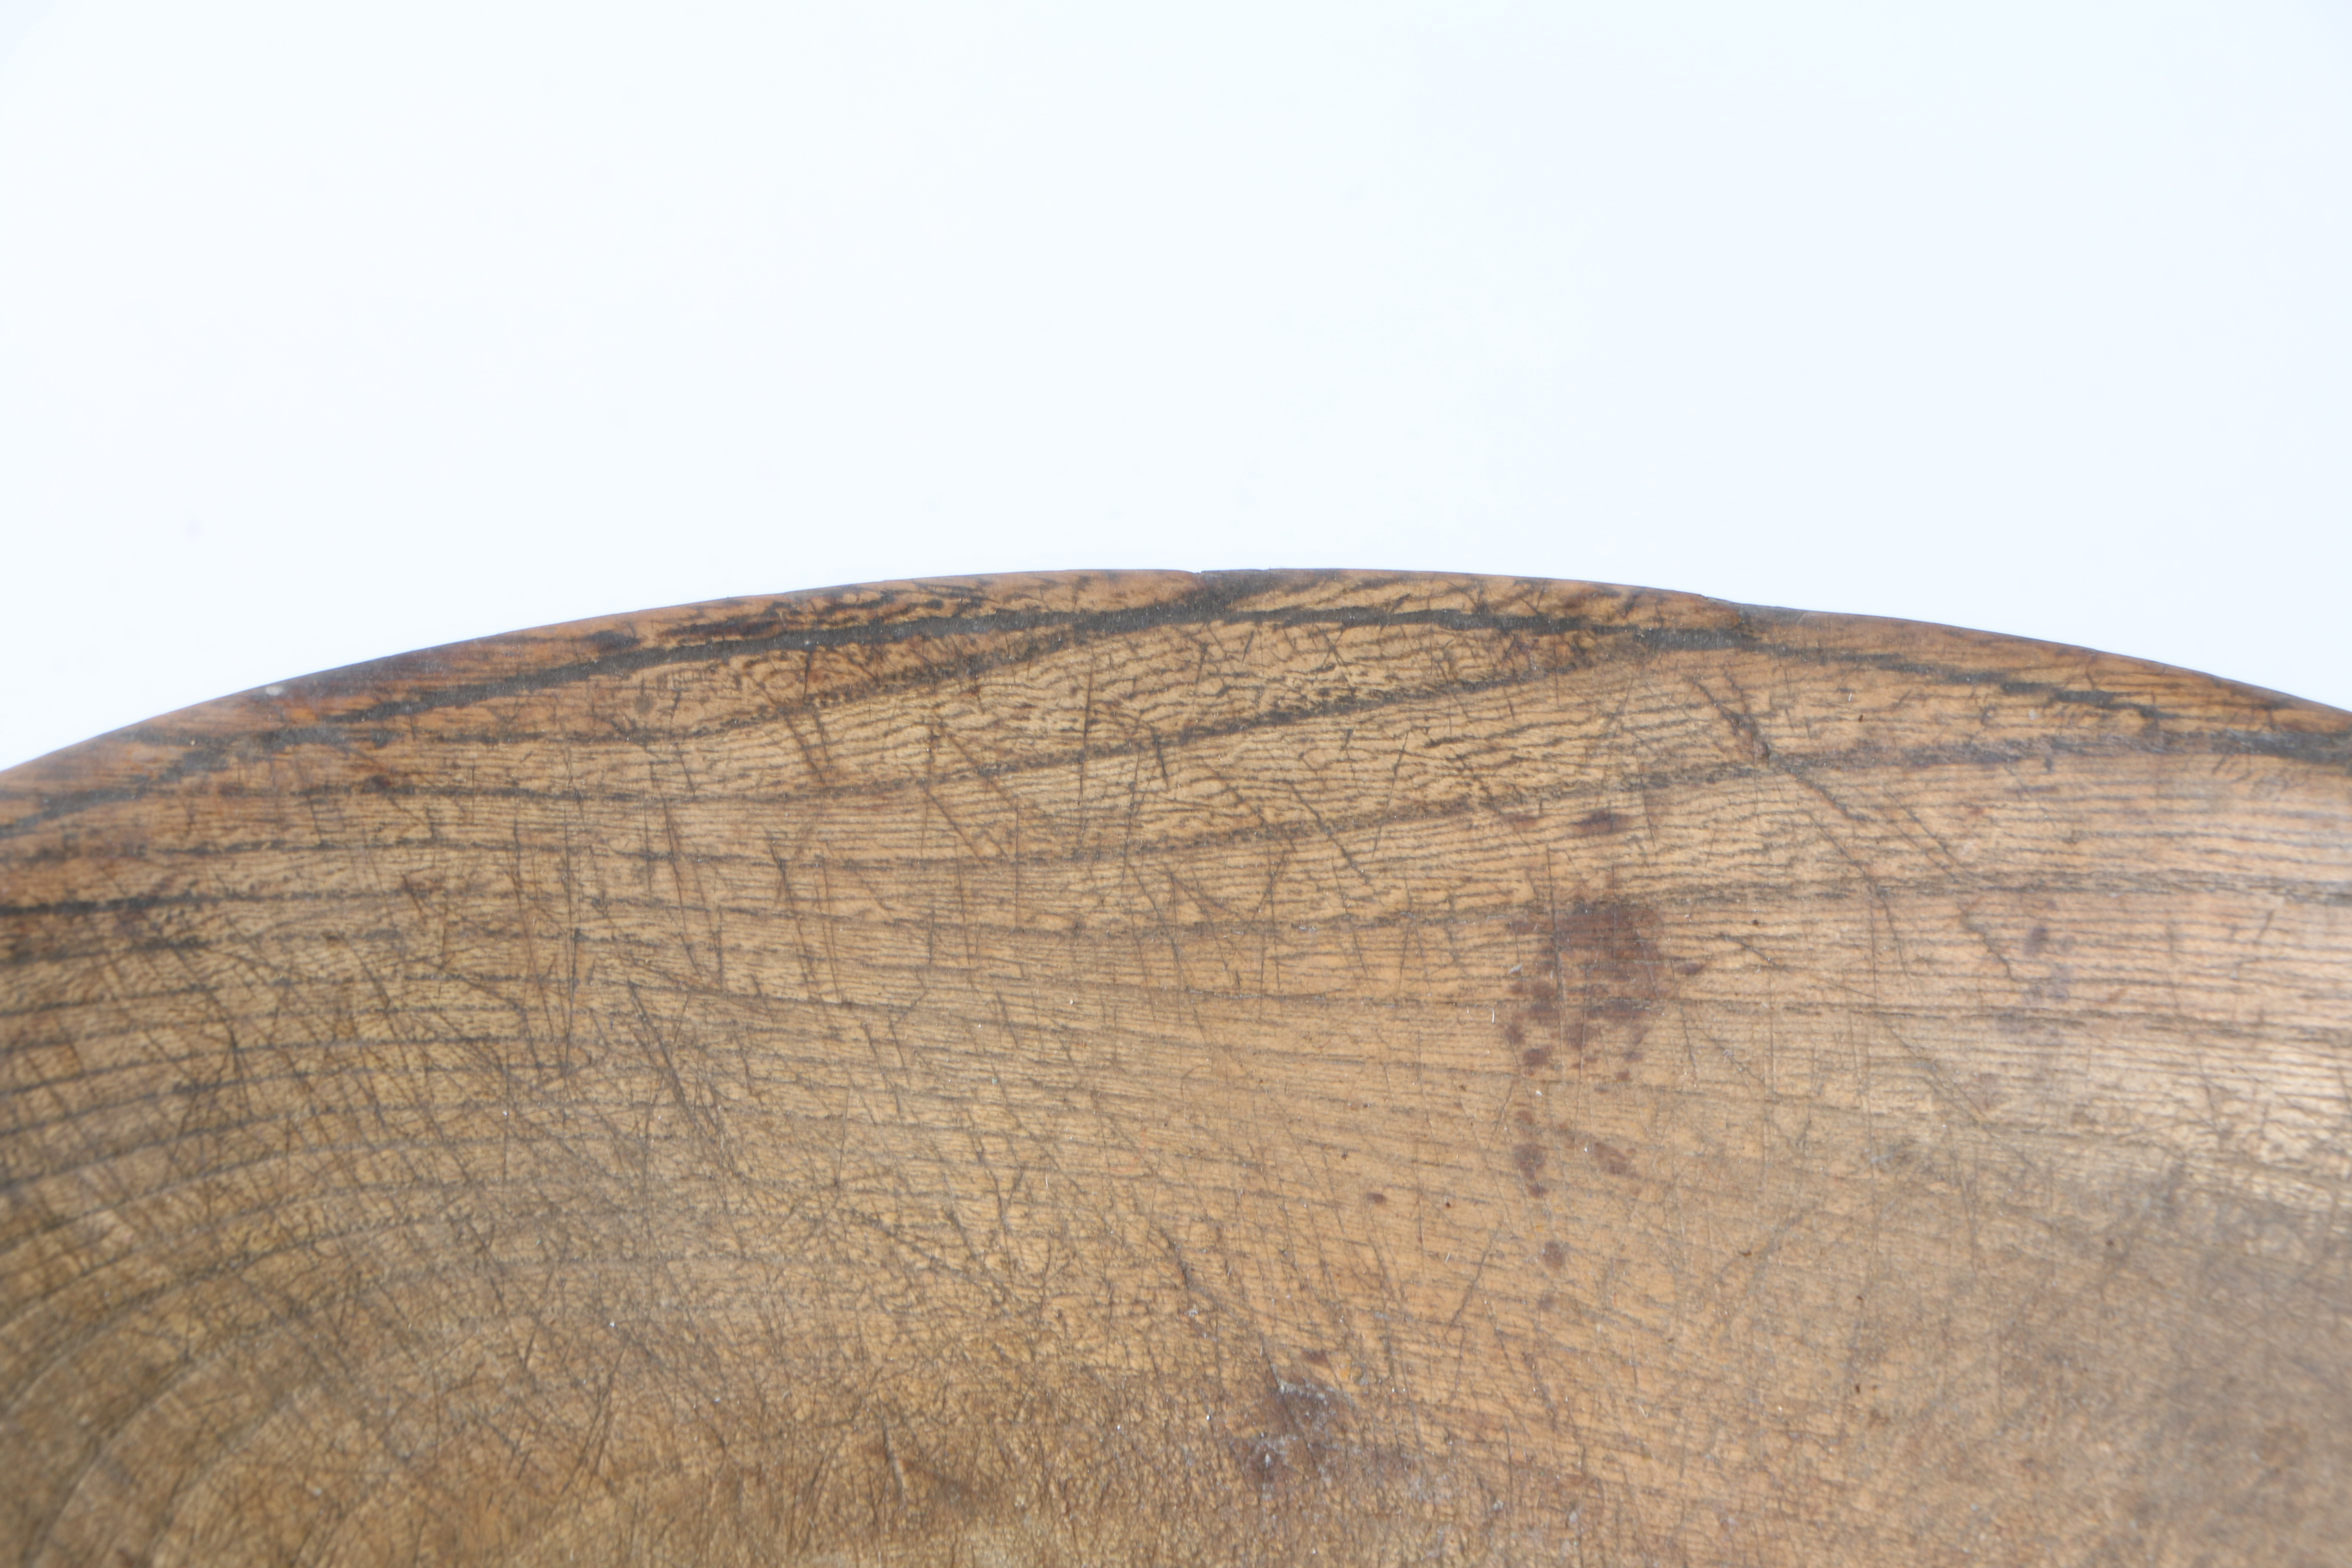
(2, 570, 2349, 1566)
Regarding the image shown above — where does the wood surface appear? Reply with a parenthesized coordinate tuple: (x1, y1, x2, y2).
(3, 570, 2349, 1566)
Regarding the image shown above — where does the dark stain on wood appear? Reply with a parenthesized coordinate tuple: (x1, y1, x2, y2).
(1514, 1141, 1549, 1196)
(1500, 897, 1693, 1072)
(1581, 1136, 1633, 1178)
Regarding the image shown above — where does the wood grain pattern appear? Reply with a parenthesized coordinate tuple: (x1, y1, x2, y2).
(3, 570, 2349, 1566)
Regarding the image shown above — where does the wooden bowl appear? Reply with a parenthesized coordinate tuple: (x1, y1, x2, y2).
(4, 571, 2346, 1565)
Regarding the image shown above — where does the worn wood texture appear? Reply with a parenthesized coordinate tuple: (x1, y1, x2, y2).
(3, 570, 2349, 1566)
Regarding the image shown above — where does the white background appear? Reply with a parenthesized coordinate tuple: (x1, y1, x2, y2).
(1, 1, 2346, 771)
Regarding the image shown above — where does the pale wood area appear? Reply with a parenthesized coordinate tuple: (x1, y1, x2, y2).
(3, 570, 2348, 1565)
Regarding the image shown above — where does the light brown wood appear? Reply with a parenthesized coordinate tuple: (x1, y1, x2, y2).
(3, 570, 2348, 1565)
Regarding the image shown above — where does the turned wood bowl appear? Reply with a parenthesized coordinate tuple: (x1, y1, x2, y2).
(4, 571, 2346, 1565)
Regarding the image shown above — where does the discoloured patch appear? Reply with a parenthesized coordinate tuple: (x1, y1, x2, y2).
(2259, 1422, 2309, 1469)
(1580, 1135, 1633, 1178)
(1499, 897, 1695, 1073)
(1514, 1141, 1549, 1196)
(1230, 1373, 1371, 1496)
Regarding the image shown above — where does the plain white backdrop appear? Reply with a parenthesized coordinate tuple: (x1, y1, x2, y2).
(1, 1, 2346, 771)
